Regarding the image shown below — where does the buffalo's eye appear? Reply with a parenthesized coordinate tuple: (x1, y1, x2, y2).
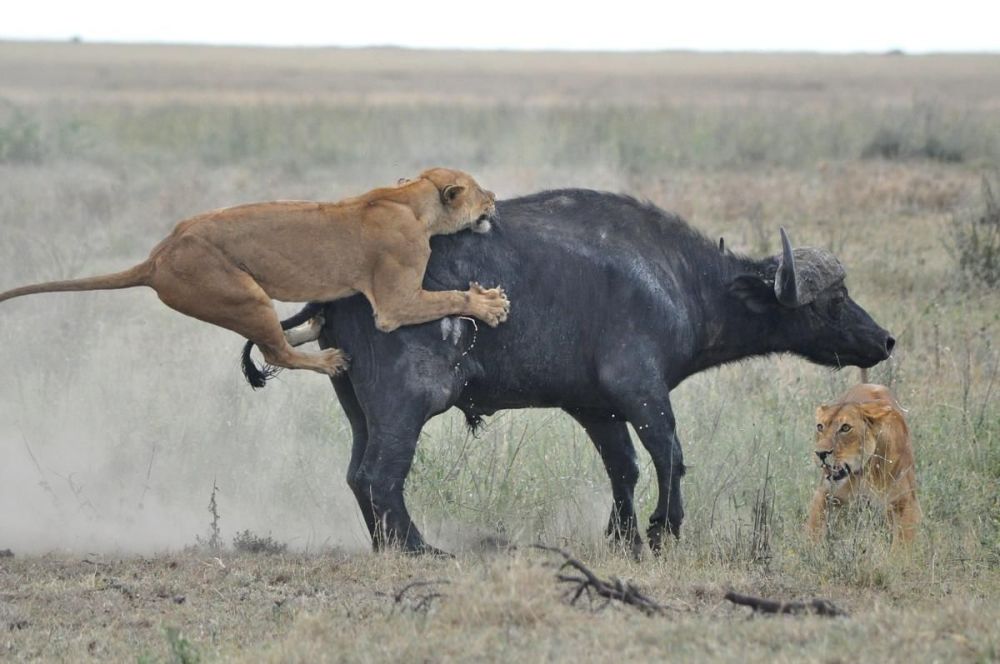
(839, 423, 852, 433)
(816, 423, 824, 432)
(828, 295, 846, 320)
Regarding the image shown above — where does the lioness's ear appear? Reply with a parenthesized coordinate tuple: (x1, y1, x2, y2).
(441, 184, 466, 206)
(859, 400, 893, 424)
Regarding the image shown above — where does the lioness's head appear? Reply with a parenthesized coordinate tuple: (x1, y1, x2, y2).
(814, 400, 893, 482)
(419, 167, 497, 235)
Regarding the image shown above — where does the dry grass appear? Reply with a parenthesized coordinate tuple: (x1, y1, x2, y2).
(2, 550, 998, 662)
(0, 42, 998, 661)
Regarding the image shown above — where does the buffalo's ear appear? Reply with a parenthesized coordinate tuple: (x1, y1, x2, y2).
(728, 275, 777, 314)
(441, 184, 466, 205)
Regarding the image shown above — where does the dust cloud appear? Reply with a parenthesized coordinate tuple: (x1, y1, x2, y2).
(0, 291, 369, 555)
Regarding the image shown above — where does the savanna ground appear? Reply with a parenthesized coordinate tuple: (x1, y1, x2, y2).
(0, 43, 998, 661)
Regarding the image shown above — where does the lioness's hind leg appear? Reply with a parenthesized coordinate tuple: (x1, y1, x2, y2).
(260, 344, 349, 376)
(151, 236, 347, 377)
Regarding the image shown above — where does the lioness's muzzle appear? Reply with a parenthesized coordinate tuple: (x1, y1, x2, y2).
(472, 211, 496, 234)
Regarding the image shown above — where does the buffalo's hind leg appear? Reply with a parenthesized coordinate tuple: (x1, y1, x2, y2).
(330, 372, 377, 539)
(349, 415, 445, 555)
(567, 409, 643, 558)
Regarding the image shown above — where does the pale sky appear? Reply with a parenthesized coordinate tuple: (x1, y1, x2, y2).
(4, 0, 998, 52)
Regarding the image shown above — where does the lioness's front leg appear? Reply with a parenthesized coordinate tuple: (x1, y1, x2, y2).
(372, 283, 509, 332)
(805, 484, 830, 540)
(806, 475, 858, 541)
(889, 494, 921, 545)
(368, 257, 510, 332)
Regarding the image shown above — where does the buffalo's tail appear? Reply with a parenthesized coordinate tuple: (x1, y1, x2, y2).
(241, 302, 325, 389)
(0, 263, 151, 304)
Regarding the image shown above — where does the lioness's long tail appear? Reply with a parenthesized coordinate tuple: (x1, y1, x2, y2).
(241, 302, 325, 390)
(0, 263, 151, 304)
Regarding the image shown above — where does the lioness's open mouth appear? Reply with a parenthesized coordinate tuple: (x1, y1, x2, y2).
(825, 462, 858, 482)
(828, 466, 849, 481)
(471, 214, 493, 234)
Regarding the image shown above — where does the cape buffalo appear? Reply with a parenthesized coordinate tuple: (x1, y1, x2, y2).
(244, 189, 894, 555)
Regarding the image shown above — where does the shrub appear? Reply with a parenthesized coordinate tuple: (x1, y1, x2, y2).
(862, 126, 964, 163)
(0, 109, 44, 163)
(232, 529, 288, 555)
(949, 176, 1000, 288)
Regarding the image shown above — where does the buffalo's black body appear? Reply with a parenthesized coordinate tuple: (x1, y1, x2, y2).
(310, 190, 893, 554)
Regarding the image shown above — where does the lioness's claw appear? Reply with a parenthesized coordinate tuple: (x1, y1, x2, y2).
(321, 348, 350, 375)
(466, 282, 510, 327)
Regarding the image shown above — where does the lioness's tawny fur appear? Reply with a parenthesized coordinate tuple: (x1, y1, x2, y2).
(806, 383, 921, 545)
(0, 167, 510, 379)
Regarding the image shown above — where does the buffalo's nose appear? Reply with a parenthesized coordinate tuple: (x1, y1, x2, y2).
(816, 450, 831, 463)
(885, 336, 896, 355)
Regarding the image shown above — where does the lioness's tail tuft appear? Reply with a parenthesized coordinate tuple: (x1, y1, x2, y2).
(240, 302, 325, 390)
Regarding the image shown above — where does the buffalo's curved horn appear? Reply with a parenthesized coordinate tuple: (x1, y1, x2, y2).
(775, 228, 799, 306)
(774, 228, 847, 308)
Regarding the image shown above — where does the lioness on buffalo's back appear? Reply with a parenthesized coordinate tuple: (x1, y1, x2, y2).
(0, 167, 510, 381)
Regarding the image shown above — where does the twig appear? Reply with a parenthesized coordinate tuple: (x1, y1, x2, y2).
(380, 579, 450, 613)
(724, 590, 847, 617)
(207, 479, 222, 551)
(137, 438, 159, 510)
(20, 433, 60, 507)
(81, 558, 109, 567)
(534, 545, 669, 616)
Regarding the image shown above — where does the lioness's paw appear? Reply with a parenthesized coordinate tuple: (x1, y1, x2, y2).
(467, 282, 510, 327)
(321, 348, 350, 375)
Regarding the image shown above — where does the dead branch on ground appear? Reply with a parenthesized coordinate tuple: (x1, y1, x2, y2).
(534, 545, 669, 616)
(724, 590, 847, 617)
(380, 579, 450, 613)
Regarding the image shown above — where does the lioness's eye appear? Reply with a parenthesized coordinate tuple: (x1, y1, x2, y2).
(839, 423, 852, 433)
(816, 423, 824, 432)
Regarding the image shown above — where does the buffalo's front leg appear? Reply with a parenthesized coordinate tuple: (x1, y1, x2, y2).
(616, 397, 685, 552)
(567, 409, 643, 557)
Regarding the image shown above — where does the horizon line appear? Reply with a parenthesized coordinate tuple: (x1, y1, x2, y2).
(2, 37, 998, 57)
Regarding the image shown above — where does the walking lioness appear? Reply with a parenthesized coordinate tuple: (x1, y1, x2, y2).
(806, 384, 921, 545)
(0, 168, 510, 380)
